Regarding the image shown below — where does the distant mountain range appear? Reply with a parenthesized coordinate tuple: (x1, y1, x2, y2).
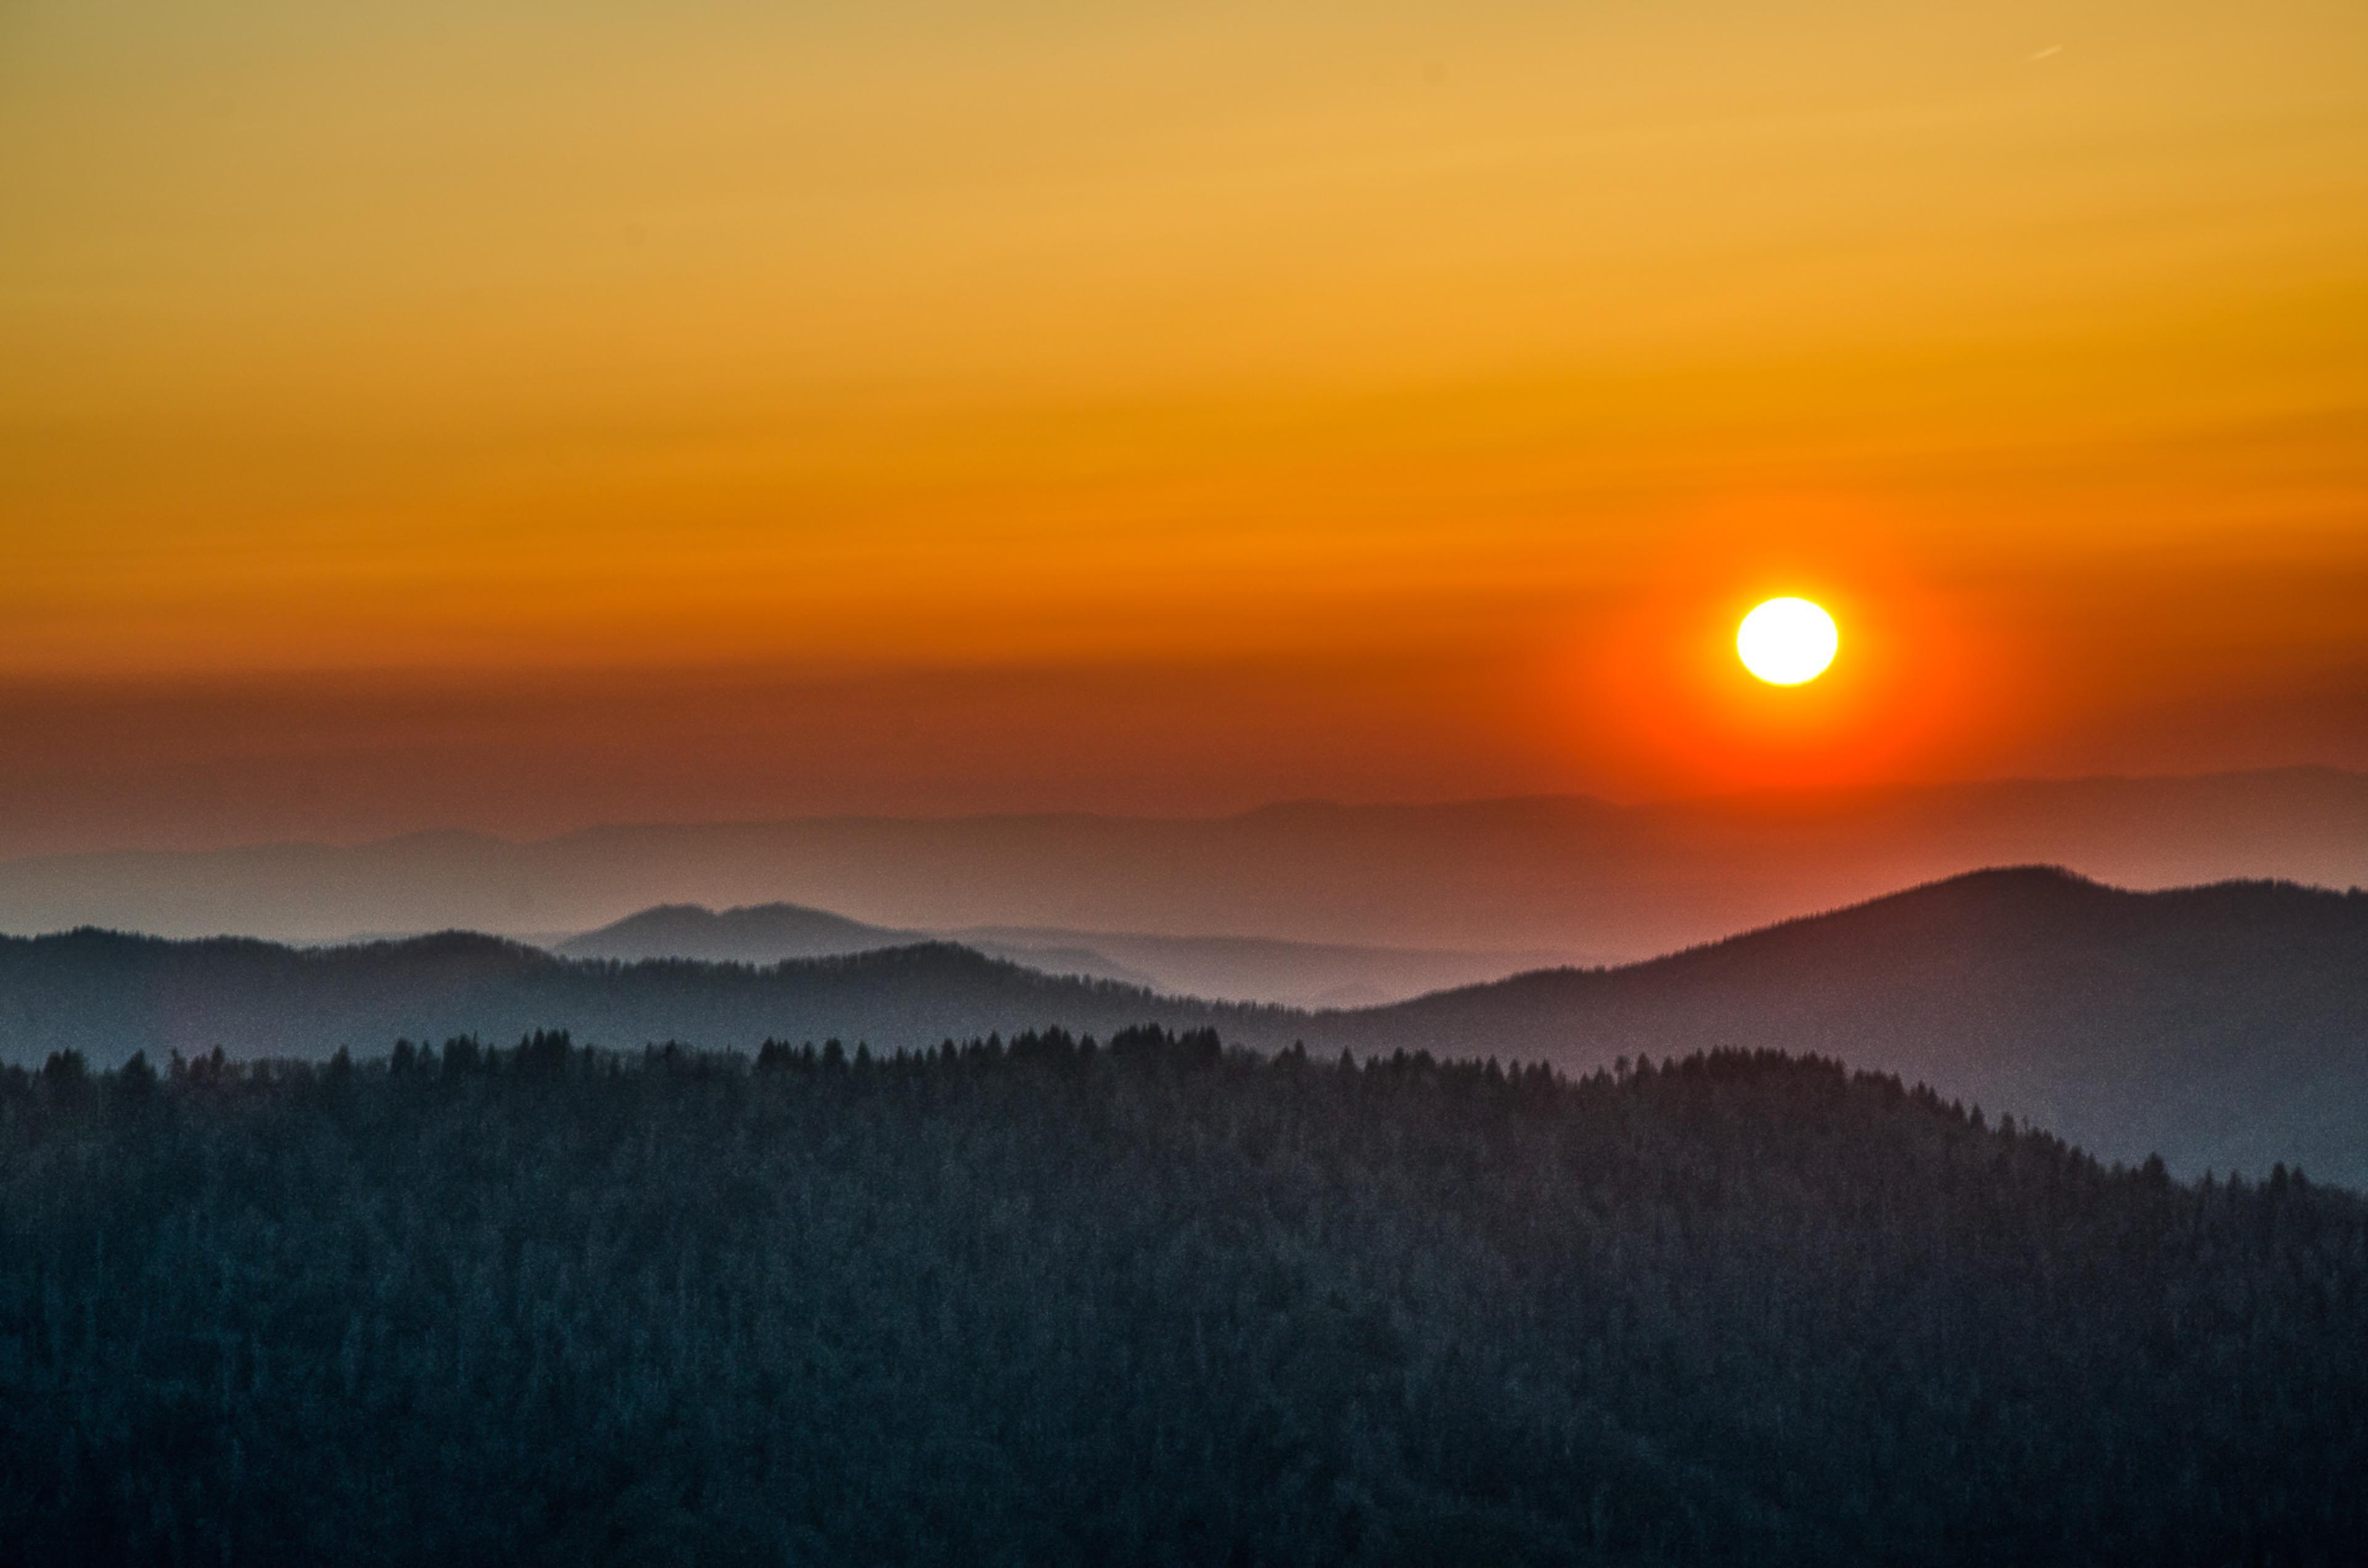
(0, 768, 2358, 960)
(6, 868, 2363, 1185)
(555, 901, 1571, 1006)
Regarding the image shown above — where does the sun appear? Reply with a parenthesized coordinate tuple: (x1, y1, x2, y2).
(1737, 597, 1838, 684)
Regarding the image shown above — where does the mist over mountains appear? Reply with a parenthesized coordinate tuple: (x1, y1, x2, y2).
(556, 902, 1568, 1007)
(7, 868, 2363, 1186)
(0, 768, 2358, 959)
(556, 902, 1145, 993)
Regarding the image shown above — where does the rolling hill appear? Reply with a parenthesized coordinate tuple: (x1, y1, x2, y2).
(2, 868, 2362, 1183)
(555, 900, 1566, 1004)
(1317, 868, 2368, 1185)
(553, 901, 1157, 990)
(555, 901, 919, 964)
(0, 931, 1259, 1077)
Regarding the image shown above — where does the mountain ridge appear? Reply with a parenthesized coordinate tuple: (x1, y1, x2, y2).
(5, 865, 2365, 1183)
(1315, 867, 2368, 1183)
(556, 899, 1571, 1004)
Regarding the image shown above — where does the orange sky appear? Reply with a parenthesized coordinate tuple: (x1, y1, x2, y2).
(2, 0, 2364, 852)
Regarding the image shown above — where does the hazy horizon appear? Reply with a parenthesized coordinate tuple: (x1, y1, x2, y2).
(4, 766, 2358, 968)
(1, 758, 2360, 864)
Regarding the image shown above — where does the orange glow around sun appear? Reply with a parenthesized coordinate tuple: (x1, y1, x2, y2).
(1548, 515, 2033, 800)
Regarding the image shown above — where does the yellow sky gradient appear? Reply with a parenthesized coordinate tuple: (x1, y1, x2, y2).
(2, 0, 2364, 838)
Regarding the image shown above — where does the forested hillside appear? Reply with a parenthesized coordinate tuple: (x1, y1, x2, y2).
(1320, 868, 2368, 1184)
(3, 1035, 2363, 1566)
(0, 927, 1262, 1070)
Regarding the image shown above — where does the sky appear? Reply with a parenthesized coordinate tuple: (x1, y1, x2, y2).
(2, 0, 2365, 855)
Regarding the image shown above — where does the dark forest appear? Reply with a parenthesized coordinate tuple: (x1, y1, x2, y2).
(3, 1031, 2362, 1565)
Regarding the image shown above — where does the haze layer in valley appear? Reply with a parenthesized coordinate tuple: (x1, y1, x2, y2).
(554, 903, 1570, 1008)
(0, 768, 2358, 963)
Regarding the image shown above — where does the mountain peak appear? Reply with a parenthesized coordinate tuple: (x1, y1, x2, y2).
(559, 901, 913, 964)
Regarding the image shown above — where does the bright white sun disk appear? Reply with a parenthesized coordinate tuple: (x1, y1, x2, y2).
(1737, 598, 1838, 684)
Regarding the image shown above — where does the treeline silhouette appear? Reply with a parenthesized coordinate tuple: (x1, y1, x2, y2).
(3, 1030, 2363, 1566)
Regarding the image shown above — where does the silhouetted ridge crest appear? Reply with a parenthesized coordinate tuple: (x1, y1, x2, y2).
(558, 899, 915, 964)
(2, 868, 2364, 1183)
